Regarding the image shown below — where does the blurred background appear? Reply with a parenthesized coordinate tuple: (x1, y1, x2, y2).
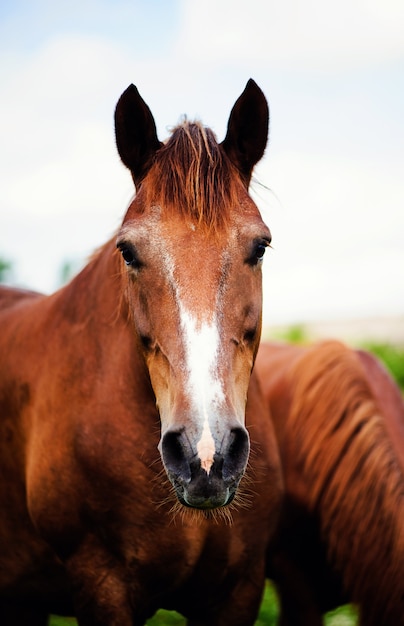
(0, 0, 403, 344)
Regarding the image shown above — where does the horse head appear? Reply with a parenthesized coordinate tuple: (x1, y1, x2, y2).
(114, 80, 270, 509)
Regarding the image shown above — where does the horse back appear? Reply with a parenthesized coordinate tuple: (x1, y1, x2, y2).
(256, 339, 404, 625)
(0, 284, 43, 309)
(357, 348, 404, 471)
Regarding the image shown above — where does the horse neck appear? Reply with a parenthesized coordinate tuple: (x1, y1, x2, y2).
(56, 239, 126, 325)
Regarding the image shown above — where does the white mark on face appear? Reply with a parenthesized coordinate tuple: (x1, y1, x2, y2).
(156, 234, 226, 474)
(179, 308, 224, 474)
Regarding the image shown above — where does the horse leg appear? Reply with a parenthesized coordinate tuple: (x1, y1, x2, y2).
(0, 601, 48, 626)
(65, 537, 154, 626)
(64, 539, 132, 626)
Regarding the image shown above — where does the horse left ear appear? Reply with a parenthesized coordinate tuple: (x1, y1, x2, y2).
(114, 84, 163, 187)
(221, 79, 269, 187)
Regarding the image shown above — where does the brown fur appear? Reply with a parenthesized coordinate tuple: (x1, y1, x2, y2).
(255, 340, 404, 625)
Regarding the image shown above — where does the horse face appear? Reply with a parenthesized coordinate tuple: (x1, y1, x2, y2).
(117, 200, 270, 509)
(115, 79, 270, 509)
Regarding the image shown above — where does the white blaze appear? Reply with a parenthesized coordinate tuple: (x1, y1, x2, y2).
(180, 307, 225, 474)
(159, 240, 225, 475)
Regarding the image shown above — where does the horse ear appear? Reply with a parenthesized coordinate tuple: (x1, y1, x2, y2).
(221, 79, 269, 187)
(114, 84, 163, 187)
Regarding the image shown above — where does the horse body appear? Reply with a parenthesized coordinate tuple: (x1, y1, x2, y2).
(0, 81, 283, 625)
(255, 340, 404, 625)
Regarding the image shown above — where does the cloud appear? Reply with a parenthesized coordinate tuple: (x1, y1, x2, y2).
(177, 0, 404, 71)
(258, 149, 404, 324)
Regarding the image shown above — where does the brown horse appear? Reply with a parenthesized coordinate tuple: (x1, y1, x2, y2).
(255, 339, 404, 625)
(0, 81, 283, 625)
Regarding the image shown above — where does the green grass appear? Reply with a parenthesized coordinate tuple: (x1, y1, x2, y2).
(360, 341, 404, 390)
(325, 604, 358, 625)
(48, 583, 357, 625)
(253, 582, 280, 625)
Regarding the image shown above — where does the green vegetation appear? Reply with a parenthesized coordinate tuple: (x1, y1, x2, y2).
(270, 323, 308, 345)
(361, 341, 404, 391)
(254, 582, 280, 625)
(325, 604, 358, 625)
(0, 256, 13, 283)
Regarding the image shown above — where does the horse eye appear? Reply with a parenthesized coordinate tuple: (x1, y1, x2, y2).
(255, 244, 267, 261)
(248, 240, 270, 266)
(117, 244, 140, 268)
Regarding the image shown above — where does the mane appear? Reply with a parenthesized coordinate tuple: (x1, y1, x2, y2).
(287, 340, 404, 619)
(142, 119, 242, 230)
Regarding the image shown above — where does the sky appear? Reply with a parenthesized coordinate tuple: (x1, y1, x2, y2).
(0, 0, 403, 328)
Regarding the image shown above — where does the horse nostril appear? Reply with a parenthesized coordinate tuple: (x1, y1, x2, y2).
(161, 429, 191, 483)
(139, 334, 152, 350)
(223, 427, 250, 481)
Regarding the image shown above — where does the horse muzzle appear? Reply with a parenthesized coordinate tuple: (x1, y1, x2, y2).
(159, 426, 250, 509)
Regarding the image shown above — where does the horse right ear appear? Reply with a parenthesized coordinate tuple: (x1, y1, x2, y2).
(114, 84, 163, 187)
